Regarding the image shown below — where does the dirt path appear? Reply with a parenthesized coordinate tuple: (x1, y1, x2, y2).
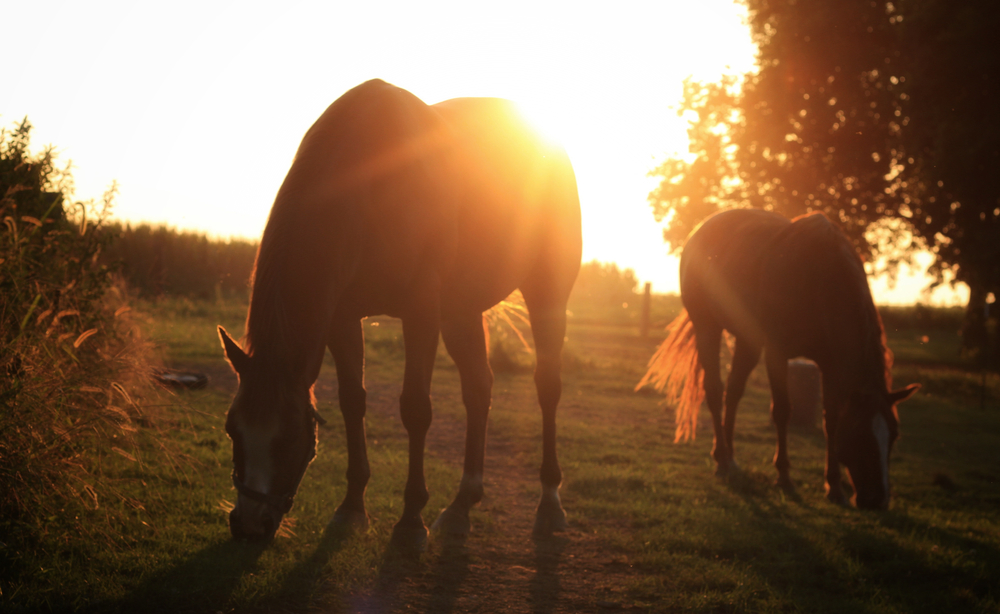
(333, 362, 642, 614)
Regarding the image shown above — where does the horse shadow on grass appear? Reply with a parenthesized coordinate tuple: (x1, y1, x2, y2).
(99, 538, 268, 614)
(265, 521, 357, 609)
(720, 470, 999, 613)
(99, 522, 354, 614)
(346, 530, 569, 614)
(529, 533, 569, 614)
(345, 534, 473, 613)
(840, 509, 1000, 611)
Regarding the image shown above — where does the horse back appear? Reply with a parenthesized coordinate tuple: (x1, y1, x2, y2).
(249, 80, 459, 338)
(758, 213, 876, 369)
(433, 98, 582, 312)
(679, 208, 790, 341)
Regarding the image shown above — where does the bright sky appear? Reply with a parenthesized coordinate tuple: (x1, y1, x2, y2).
(5, 0, 965, 305)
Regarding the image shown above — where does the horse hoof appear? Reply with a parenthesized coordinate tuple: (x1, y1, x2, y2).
(431, 506, 471, 537)
(533, 503, 568, 538)
(390, 521, 429, 553)
(330, 507, 370, 531)
(715, 459, 740, 478)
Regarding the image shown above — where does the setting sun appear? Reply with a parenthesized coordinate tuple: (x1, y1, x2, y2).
(4, 0, 960, 303)
(4, 2, 995, 610)
(5, 0, 757, 294)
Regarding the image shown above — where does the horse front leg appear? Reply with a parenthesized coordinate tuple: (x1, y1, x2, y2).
(433, 312, 493, 538)
(765, 348, 794, 491)
(693, 324, 728, 476)
(822, 388, 850, 506)
(722, 337, 762, 474)
(392, 307, 440, 551)
(328, 318, 371, 530)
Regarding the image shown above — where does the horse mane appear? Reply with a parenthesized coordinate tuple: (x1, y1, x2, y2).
(866, 280, 895, 391)
(788, 213, 893, 392)
(244, 207, 294, 362)
(242, 79, 451, 378)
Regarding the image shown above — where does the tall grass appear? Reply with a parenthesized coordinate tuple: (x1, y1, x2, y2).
(0, 120, 157, 542)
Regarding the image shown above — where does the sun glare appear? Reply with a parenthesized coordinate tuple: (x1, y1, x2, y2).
(4, 0, 965, 304)
(514, 101, 572, 150)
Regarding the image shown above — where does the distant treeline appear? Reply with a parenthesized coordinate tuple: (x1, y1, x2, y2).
(570, 260, 639, 306)
(879, 304, 965, 332)
(105, 223, 258, 299)
(103, 228, 970, 336)
(105, 236, 646, 306)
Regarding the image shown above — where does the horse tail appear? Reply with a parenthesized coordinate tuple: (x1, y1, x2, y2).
(636, 309, 705, 443)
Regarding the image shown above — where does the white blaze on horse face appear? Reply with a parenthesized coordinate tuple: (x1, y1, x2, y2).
(239, 415, 277, 495)
(872, 412, 890, 495)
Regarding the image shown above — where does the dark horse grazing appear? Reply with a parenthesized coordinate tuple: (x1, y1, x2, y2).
(219, 80, 581, 546)
(638, 209, 918, 509)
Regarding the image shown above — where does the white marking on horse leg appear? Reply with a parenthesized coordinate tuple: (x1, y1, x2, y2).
(541, 484, 561, 506)
(872, 413, 890, 495)
(431, 472, 483, 535)
(534, 483, 568, 535)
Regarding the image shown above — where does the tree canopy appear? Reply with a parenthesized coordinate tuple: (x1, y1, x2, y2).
(650, 0, 999, 355)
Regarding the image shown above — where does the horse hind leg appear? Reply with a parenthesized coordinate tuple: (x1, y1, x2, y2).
(692, 322, 728, 476)
(518, 286, 570, 537)
(721, 337, 762, 474)
(765, 348, 794, 491)
(432, 311, 493, 538)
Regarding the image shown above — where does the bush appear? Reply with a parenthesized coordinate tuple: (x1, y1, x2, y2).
(0, 119, 152, 529)
(570, 260, 639, 306)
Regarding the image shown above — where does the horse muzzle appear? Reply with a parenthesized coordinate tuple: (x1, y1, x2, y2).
(229, 497, 282, 540)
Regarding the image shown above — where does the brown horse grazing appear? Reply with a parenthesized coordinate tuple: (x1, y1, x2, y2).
(218, 79, 581, 546)
(638, 209, 918, 509)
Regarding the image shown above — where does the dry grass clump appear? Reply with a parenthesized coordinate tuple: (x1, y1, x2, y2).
(485, 290, 535, 373)
(0, 120, 160, 534)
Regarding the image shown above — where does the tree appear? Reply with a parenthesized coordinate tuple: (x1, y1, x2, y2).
(650, 0, 999, 356)
(894, 0, 1000, 360)
(650, 0, 904, 258)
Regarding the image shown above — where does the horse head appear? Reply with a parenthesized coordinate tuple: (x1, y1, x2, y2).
(838, 384, 920, 510)
(219, 327, 321, 540)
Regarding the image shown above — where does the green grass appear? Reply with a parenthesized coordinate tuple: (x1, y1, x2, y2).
(2, 298, 998, 613)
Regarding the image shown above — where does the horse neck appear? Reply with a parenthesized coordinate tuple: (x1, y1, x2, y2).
(859, 334, 890, 393)
(854, 293, 892, 395)
(244, 215, 330, 387)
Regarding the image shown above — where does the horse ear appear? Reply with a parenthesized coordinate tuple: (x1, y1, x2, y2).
(218, 326, 250, 375)
(888, 383, 920, 405)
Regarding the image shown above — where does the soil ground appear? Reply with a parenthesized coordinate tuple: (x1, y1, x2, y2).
(336, 354, 644, 614)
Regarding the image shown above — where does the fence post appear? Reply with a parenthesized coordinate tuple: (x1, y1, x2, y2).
(640, 282, 652, 338)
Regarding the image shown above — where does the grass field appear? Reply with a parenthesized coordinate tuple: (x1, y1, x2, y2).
(2, 296, 998, 613)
